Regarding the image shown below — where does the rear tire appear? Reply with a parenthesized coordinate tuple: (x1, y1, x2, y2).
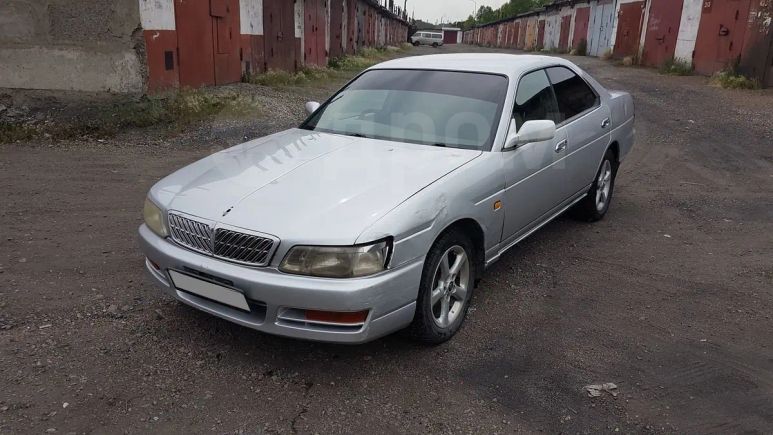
(432, 42, 439, 48)
(413, 41, 420, 46)
(408, 229, 476, 344)
(571, 148, 618, 222)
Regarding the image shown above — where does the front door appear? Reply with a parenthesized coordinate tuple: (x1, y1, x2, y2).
(501, 69, 569, 243)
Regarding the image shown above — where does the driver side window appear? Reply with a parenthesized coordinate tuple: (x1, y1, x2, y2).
(513, 69, 560, 131)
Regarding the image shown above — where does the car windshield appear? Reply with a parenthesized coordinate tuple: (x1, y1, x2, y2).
(301, 69, 508, 150)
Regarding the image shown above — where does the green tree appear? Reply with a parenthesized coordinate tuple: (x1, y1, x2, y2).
(472, 0, 552, 26)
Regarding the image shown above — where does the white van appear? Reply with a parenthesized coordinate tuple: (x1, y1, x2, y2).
(411, 31, 444, 47)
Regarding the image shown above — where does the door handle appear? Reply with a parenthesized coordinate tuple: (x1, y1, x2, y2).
(555, 139, 568, 153)
(601, 118, 611, 129)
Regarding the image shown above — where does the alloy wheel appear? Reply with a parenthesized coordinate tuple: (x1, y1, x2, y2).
(430, 245, 471, 328)
(596, 159, 613, 212)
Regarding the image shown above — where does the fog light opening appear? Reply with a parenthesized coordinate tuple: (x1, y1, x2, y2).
(304, 310, 369, 325)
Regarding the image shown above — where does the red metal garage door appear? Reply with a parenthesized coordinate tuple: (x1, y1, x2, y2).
(443, 30, 457, 44)
(693, 0, 753, 75)
(174, 0, 241, 87)
(330, 0, 344, 58)
(537, 20, 545, 50)
(263, 0, 298, 71)
(641, 0, 684, 67)
(572, 6, 590, 50)
(346, 0, 356, 54)
(175, 0, 216, 87)
(304, 0, 328, 66)
(559, 15, 571, 51)
(512, 22, 521, 48)
(518, 20, 527, 49)
(211, 0, 241, 85)
(614, 1, 646, 58)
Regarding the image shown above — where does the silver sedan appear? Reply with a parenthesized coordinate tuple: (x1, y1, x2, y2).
(139, 54, 635, 344)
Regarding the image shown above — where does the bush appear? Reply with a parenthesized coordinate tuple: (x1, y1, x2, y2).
(659, 58, 693, 76)
(711, 70, 760, 89)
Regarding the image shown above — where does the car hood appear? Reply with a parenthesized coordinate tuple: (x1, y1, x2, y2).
(151, 129, 481, 245)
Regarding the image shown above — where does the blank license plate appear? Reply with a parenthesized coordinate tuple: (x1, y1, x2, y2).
(168, 270, 250, 311)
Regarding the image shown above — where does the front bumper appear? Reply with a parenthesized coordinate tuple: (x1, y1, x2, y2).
(138, 225, 422, 343)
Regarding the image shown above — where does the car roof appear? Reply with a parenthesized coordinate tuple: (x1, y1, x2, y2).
(370, 53, 575, 77)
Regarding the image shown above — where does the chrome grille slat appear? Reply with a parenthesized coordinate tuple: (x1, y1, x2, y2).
(167, 213, 276, 267)
(168, 213, 213, 254)
(214, 229, 274, 266)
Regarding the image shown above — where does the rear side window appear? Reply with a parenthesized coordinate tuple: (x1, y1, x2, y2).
(546, 66, 599, 122)
(513, 69, 560, 130)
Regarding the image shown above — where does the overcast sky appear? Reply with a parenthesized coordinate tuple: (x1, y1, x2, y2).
(407, 0, 509, 24)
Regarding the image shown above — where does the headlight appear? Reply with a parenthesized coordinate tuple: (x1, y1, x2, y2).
(279, 239, 391, 278)
(143, 198, 168, 237)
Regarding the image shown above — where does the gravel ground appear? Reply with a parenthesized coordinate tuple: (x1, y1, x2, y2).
(1, 45, 772, 434)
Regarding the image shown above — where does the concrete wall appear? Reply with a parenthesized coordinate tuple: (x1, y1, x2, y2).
(674, 0, 702, 64)
(0, 0, 144, 93)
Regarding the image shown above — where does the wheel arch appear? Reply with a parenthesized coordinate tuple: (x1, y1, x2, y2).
(434, 218, 486, 285)
(608, 140, 620, 164)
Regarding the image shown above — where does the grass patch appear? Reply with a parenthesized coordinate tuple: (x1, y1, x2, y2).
(659, 58, 693, 76)
(0, 89, 261, 143)
(711, 70, 760, 89)
(0, 122, 37, 143)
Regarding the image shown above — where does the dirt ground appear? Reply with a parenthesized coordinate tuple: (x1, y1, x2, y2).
(1, 45, 772, 434)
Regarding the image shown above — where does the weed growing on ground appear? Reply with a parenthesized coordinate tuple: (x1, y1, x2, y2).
(711, 70, 760, 90)
(659, 58, 693, 76)
(0, 122, 37, 143)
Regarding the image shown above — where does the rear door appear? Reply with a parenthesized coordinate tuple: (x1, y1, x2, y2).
(501, 69, 569, 243)
(546, 66, 610, 198)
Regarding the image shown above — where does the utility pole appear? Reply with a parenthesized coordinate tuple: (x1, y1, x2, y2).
(468, 0, 477, 18)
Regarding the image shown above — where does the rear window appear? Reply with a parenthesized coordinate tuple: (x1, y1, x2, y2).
(546, 66, 599, 122)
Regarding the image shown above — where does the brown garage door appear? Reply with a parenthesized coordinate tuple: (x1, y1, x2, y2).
(174, 0, 241, 88)
(614, 1, 645, 59)
(641, 0, 684, 67)
(329, 0, 344, 58)
(559, 15, 571, 51)
(693, 0, 752, 75)
(175, 0, 215, 87)
(263, 0, 298, 71)
(572, 7, 590, 50)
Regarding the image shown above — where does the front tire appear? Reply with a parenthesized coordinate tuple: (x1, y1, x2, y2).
(408, 229, 476, 344)
(432, 42, 439, 48)
(571, 148, 618, 221)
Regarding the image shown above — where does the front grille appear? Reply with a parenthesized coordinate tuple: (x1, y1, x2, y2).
(214, 229, 275, 266)
(168, 213, 214, 255)
(168, 212, 276, 266)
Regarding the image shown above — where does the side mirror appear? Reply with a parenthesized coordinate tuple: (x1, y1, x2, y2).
(305, 101, 321, 115)
(504, 119, 556, 149)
